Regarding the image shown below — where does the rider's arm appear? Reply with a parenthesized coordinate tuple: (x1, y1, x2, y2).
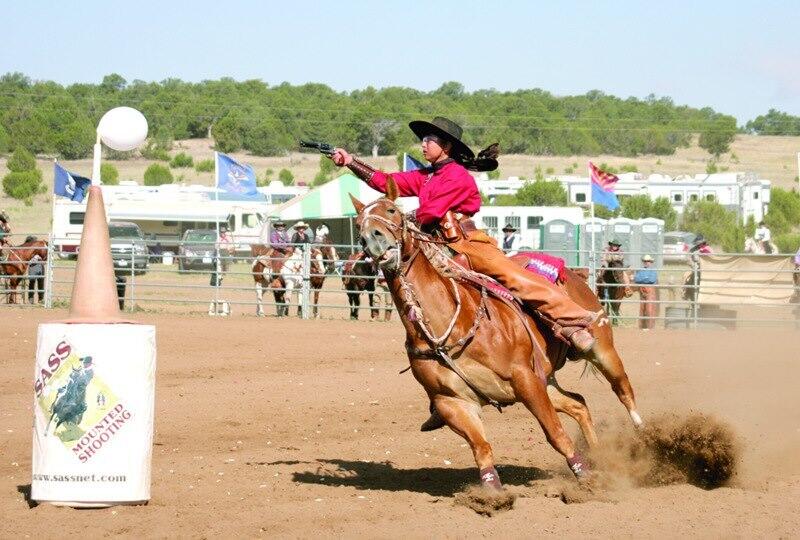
(332, 149, 425, 197)
(365, 169, 426, 197)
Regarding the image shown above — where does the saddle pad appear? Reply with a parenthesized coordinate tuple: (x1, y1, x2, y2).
(517, 251, 566, 284)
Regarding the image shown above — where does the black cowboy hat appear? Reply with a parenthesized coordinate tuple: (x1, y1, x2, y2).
(502, 224, 517, 232)
(272, 219, 286, 227)
(409, 117, 475, 161)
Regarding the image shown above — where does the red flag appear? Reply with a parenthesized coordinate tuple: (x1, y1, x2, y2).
(589, 162, 619, 191)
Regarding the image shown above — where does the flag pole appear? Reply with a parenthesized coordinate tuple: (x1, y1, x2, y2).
(214, 151, 220, 314)
(588, 164, 597, 292)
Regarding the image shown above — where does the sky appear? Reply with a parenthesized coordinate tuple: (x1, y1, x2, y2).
(1, 0, 798, 124)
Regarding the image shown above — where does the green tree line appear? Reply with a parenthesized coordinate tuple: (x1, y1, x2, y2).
(0, 73, 742, 160)
(745, 109, 800, 136)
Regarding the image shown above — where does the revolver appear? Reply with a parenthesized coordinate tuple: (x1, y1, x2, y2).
(299, 140, 336, 156)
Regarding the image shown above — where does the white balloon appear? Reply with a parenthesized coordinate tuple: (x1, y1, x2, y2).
(97, 107, 148, 151)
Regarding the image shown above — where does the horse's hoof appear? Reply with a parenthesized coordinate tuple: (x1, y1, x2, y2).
(479, 466, 503, 491)
(567, 452, 591, 481)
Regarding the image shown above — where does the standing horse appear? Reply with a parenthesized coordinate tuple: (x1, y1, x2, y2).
(253, 246, 295, 317)
(310, 236, 339, 318)
(350, 180, 641, 489)
(596, 259, 629, 324)
(341, 252, 379, 320)
(745, 237, 778, 255)
(1, 238, 48, 304)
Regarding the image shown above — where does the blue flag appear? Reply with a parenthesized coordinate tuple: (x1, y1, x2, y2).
(53, 162, 92, 202)
(403, 153, 425, 172)
(216, 153, 258, 198)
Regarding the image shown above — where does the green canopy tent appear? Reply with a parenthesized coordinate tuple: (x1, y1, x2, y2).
(265, 173, 419, 248)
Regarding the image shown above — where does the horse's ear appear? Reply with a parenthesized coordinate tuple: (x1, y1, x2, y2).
(386, 176, 399, 201)
(349, 193, 366, 214)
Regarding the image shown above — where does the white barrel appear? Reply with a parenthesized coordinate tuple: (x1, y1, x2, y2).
(162, 252, 174, 265)
(32, 323, 156, 506)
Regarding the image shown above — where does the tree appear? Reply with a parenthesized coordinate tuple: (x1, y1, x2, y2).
(195, 159, 214, 172)
(619, 195, 653, 219)
(100, 73, 127, 92)
(7, 147, 37, 172)
(699, 117, 736, 157)
(513, 179, 568, 206)
(745, 109, 800, 136)
(0, 124, 9, 154)
(3, 147, 42, 200)
(680, 200, 743, 252)
(278, 168, 294, 186)
(211, 113, 245, 153)
(143, 163, 173, 186)
(170, 152, 194, 168)
(650, 197, 678, 231)
(313, 155, 337, 186)
(100, 163, 119, 185)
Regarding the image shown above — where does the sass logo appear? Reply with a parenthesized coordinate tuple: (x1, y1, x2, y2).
(226, 165, 249, 193)
(34, 340, 133, 462)
(64, 174, 77, 197)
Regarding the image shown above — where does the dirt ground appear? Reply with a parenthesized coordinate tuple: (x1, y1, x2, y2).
(1, 309, 799, 538)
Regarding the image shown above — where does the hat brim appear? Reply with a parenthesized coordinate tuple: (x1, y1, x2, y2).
(502, 227, 516, 232)
(409, 120, 474, 160)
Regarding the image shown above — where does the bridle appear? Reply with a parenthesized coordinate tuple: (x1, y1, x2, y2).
(359, 199, 499, 409)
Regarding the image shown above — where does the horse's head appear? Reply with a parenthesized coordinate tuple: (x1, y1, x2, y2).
(27, 239, 48, 261)
(350, 177, 408, 274)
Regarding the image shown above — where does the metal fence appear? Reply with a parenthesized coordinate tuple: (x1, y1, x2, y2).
(2, 233, 800, 328)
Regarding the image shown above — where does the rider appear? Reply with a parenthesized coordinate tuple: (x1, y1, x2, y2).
(599, 238, 632, 294)
(755, 221, 772, 252)
(0, 210, 10, 248)
(269, 220, 291, 254)
(331, 117, 601, 428)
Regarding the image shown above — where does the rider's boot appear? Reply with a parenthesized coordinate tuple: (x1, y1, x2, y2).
(420, 401, 446, 432)
(558, 310, 603, 353)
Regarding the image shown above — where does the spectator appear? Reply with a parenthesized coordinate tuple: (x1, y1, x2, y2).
(291, 221, 313, 249)
(315, 222, 330, 243)
(217, 225, 234, 271)
(115, 275, 127, 310)
(633, 254, 658, 330)
(755, 221, 771, 244)
(27, 252, 45, 304)
(501, 224, 520, 252)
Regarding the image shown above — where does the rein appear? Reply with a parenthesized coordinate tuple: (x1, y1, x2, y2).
(362, 202, 503, 410)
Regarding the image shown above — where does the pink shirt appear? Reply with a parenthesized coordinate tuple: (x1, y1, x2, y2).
(367, 160, 481, 225)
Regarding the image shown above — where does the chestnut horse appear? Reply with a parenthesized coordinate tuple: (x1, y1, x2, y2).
(1, 239, 48, 304)
(351, 179, 641, 489)
(341, 253, 380, 320)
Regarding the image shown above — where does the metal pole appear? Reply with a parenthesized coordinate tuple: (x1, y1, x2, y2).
(129, 249, 135, 312)
(796, 151, 800, 194)
(348, 216, 355, 254)
(589, 202, 597, 292)
(214, 152, 220, 314)
(91, 134, 102, 186)
(44, 233, 54, 309)
(301, 246, 311, 320)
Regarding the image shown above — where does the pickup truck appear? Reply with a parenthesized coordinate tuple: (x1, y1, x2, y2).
(108, 221, 149, 276)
